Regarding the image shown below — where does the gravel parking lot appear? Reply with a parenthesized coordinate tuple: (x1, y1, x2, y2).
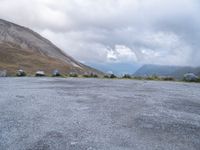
(0, 78, 200, 150)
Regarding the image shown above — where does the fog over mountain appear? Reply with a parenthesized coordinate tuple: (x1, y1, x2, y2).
(0, 0, 200, 73)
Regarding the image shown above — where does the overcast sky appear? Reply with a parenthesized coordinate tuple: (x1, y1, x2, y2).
(0, 0, 200, 73)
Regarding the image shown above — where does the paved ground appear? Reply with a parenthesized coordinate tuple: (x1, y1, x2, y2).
(0, 78, 200, 150)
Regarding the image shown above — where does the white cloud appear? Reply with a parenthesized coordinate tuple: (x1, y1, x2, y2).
(0, 0, 200, 67)
(107, 45, 137, 63)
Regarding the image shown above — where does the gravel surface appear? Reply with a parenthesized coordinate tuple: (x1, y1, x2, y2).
(0, 78, 200, 150)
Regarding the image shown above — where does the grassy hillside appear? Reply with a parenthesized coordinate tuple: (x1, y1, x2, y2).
(0, 43, 87, 76)
(0, 19, 104, 77)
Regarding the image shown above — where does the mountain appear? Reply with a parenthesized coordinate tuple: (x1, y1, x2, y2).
(0, 19, 102, 76)
(86, 62, 141, 75)
(134, 64, 200, 79)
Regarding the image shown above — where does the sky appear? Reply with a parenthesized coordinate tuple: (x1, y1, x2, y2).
(0, 0, 200, 74)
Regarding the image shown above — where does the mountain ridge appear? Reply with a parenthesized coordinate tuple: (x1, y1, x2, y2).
(0, 19, 103, 76)
(134, 64, 200, 79)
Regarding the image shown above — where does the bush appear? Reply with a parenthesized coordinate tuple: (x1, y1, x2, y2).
(132, 76, 143, 80)
(104, 75, 110, 78)
(83, 73, 98, 78)
(90, 73, 98, 78)
(110, 74, 117, 78)
(122, 74, 132, 79)
(83, 74, 89, 78)
(146, 75, 159, 80)
(69, 73, 78, 77)
(162, 76, 175, 81)
(92, 74, 98, 78)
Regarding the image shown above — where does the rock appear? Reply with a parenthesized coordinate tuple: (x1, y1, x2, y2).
(17, 69, 26, 77)
(52, 70, 61, 76)
(183, 73, 199, 82)
(0, 70, 7, 77)
(35, 71, 45, 77)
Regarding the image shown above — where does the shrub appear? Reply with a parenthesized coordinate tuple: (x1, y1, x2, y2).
(69, 73, 78, 77)
(89, 73, 98, 78)
(162, 76, 175, 81)
(104, 75, 110, 78)
(122, 74, 132, 79)
(83, 73, 98, 78)
(110, 74, 117, 78)
(132, 76, 143, 80)
(83, 74, 89, 78)
(146, 75, 159, 80)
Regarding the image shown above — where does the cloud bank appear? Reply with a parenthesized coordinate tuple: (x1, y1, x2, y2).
(0, 0, 200, 72)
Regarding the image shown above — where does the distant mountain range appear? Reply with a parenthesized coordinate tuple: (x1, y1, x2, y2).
(0, 19, 102, 76)
(134, 64, 200, 79)
(86, 62, 141, 75)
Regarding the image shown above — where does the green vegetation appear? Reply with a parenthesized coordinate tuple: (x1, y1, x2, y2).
(83, 73, 98, 78)
(145, 75, 160, 80)
(0, 44, 75, 76)
(161, 76, 175, 81)
(68, 73, 78, 77)
(131, 75, 175, 81)
(110, 74, 117, 78)
(2, 67, 200, 84)
(122, 74, 132, 79)
(103, 75, 110, 78)
(103, 74, 117, 79)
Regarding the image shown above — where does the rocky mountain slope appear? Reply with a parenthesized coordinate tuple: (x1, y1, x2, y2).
(134, 64, 200, 79)
(0, 19, 102, 76)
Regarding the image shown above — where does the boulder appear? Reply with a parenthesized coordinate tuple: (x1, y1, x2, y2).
(17, 69, 26, 77)
(183, 73, 199, 82)
(0, 70, 7, 77)
(35, 71, 45, 77)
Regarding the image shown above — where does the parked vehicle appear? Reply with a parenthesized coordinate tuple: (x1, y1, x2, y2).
(35, 71, 45, 77)
(16, 69, 26, 77)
